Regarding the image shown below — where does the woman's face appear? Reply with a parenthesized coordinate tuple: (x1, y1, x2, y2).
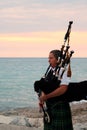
(48, 52, 58, 68)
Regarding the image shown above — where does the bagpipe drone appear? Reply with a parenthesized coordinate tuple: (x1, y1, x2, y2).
(34, 21, 87, 103)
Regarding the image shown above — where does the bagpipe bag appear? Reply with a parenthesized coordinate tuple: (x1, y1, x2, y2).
(34, 79, 87, 102)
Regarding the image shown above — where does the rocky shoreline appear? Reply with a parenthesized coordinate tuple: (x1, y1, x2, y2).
(0, 101, 87, 130)
(70, 102, 87, 130)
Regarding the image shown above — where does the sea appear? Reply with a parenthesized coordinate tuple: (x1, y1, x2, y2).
(0, 58, 87, 111)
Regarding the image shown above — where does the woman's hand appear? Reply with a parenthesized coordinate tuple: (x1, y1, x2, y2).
(40, 85, 68, 101)
(39, 92, 47, 102)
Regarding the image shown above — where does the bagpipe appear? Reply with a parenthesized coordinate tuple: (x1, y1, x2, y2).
(34, 21, 87, 103)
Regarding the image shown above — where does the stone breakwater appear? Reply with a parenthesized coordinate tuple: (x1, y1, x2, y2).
(0, 102, 87, 130)
(70, 102, 87, 130)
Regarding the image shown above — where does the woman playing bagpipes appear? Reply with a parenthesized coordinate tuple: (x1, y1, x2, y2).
(39, 49, 73, 130)
(34, 21, 87, 130)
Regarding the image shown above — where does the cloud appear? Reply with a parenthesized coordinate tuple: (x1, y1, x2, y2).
(0, 31, 87, 57)
(0, 0, 86, 57)
(0, 0, 87, 33)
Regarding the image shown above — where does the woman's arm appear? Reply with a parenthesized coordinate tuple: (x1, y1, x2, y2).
(40, 85, 68, 102)
(40, 65, 71, 102)
(40, 66, 70, 101)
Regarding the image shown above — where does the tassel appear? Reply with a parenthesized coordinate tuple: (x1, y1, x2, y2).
(67, 63, 72, 77)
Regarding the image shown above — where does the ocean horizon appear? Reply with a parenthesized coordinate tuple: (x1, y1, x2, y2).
(0, 58, 87, 111)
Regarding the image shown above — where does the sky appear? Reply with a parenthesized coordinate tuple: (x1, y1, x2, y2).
(0, 0, 87, 57)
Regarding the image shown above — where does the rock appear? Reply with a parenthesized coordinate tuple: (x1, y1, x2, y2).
(10, 117, 31, 127)
(29, 118, 43, 128)
(10, 116, 43, 128)
(73, 123, 87, 130)
(0, 115, 15, 124)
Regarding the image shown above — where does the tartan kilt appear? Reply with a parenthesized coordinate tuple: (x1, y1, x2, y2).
(44, 101, 73, 130)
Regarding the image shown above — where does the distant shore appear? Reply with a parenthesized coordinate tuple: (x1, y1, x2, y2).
(0, 101, 87, 130)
